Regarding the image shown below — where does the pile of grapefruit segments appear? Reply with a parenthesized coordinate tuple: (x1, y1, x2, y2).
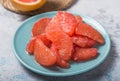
(26, 11, 105, 68)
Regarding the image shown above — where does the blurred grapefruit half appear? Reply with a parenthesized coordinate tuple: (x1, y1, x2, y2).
(10, 0, 46, 11)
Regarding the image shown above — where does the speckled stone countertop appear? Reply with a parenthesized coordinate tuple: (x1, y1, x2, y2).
(0, 0, 120, 81)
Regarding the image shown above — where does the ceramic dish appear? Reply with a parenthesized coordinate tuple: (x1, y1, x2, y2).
(12, 11, 111, 77)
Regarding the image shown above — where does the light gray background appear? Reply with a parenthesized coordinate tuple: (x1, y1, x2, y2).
(0, 0, 120, 81)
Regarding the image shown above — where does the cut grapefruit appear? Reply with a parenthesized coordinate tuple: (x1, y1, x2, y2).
(46, 23, 73, 61)
(34, 38, 56, 66)
(26, 37, 36, 54)
(36, 33, 51, 48)
(32, 18, 51, 36)
(72, 47, 98, 62)
(51, 11, 77, 36)
(75, 16, 82, 24)
(19, 0, 37, 3)
(72, 35, 96, 47)
(50, 44, 70, 68)
(75, 23, 105, 44)
(10, 0, 46, 11)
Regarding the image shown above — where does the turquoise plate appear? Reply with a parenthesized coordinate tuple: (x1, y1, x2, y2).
(12, 11, 111, 77)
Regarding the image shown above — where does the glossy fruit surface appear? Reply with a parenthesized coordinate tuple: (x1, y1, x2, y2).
(46, 22, 73, 61)
(26, 37, 36, 54)
(19, 0, 37, 3)
(51, 11, 77, 36)
(72, 47, 98, 62)
(50, 44, 70, 68)
(32, 18, 51, 36)
(10, 0, 46, 11)
(72, 35, 96, 47)
(75, 23, 104, 44)
(34, 38, 56, 66)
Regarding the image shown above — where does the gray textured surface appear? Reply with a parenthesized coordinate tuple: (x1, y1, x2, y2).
(0, 0, 120, 81)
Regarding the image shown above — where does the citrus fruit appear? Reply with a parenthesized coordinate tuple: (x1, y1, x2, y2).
(75, 16, 83, 24)
(32, 18, 51, 36)
(46, 22, 73, 61)
(50, 44, 70, 68)
(57, 59, 70, 68)
(10, 0, 46, 11)
(26, 11, 105, 68)
(26, 33, 51, 54)
(34, 38, 56, 66)
(51, 11, 77, 36)
(26, 37, 36, 54)
(72, 47, 98, 62)
(37, 33, 51, 48)
(18, 0, 37, 3)
(75, 23, 105, 44)
(72, 35, 96, 47)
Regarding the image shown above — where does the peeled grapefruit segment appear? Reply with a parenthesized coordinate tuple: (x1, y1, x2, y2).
(51, 11, 77, 36)
(72, 35, 96, 47)
(34, 38, 56, 66)
(32, 18, 51, 36)
(75, 16, 83, 24)
(57, 59, 70, 68)
(46, 23, 73, 61)
(50, 44, 70, 68)
(36, 33, 51, 47)
(72, 47, 98, 62)
(26, 33, 51, 54)
(75, 23, 105, 44)
(26, 37, 36, 54)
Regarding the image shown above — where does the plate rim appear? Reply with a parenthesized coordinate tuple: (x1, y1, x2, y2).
(12, 11, 111, 77)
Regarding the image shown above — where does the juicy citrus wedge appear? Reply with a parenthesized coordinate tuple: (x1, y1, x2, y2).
(72, 47, 98, 62)
(10, 0, 46, 11)
(32, 18, 51, 36)
(34, 38, 57, 66)
(75, 23, 105, 44)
